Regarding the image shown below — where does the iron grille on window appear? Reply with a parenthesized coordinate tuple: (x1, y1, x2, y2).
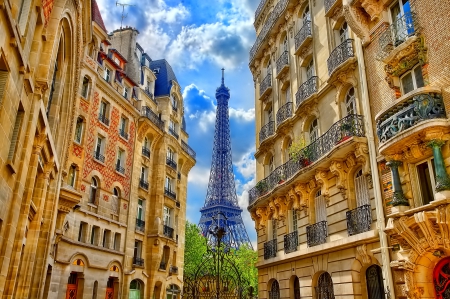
(284, 231, 298, 254)
(135, 219, 145, 232)
(264, 239, 277, 259)
(295, 20, 312, 50)
(139, 179, 149, 190)
(306, 221, 328, 247)
(327, 39, 354, 76)
(142, 147, 150, 158)
(115, 163, 125, 174)
(276, 102, 293, 126)
(165, 188, 177, 200)
(169, 127, 179, 139)
(378, 12, 417, 59)
(276, 51, 289, 75)
(296, 76, 318, 108)
(159, 261, 167, 270)
(141, 106, 164, 131)
(163, 225, 174, 238)
(259, 121, 275, 144)
(144, 87, 157, 104)
(346, 204, 371, 236)
(93, 151, 105, 163)
(260, 73, 272, 96)
(166, 157, 177, 170)
(133, 256, 144, 266)
(118, 128, 128, 139)
(98, 113, 110, 126)
(169, 266, 178, 274)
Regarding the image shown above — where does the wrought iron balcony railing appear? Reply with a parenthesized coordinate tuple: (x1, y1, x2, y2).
(276, 102, 293, 126)
(325, 0, 338, 14)
(296, 76, 318, 108)
(376, 91, 446, 144)
(327, 39, 354, 76)
(165, 188, 177, 200)
(254, 0, 269, 23)
(306, 221, 328, 247)
(136, 218, 145, 232)
(169, 265, 178, 274)
(142, 147, 150, 158)
(98, 113, 110, 126)
(295, 21, 312, 52)
(141, 106, 165, 132)
(115, 163, 125, 174)
(139, 179, 149, 190)
(346, 204, 371, 236)
(159, 261, 167, 270)
(169, 127, 179, 139)
(379, 12, 417, 59)
(133, 256, 144, 266)
(172, 105, 178, 112)
(249, 0, 289, 63)
(259, 73, 272, 97)
(93, 151, 105, 163)
(181, 140, 196, 160)
(264, 239, 277, 260)
(259, 121, 275, 144)
(163, 225, 174, 238)
(166, 157, 177, 170)
(276, 51, 289, 76)
(250, 114, 364, 204)
(118, 128, 128, 139)
(284, 231, 298, 254)
(144, 87, 158, 104)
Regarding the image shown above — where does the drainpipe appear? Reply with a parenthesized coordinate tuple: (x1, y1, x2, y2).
(354, 37, 395, 297)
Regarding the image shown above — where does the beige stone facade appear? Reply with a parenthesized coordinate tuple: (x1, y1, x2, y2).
(0, 1, 195, 299)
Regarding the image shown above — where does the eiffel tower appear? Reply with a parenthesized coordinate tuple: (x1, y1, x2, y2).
(198, 69, 253, 249)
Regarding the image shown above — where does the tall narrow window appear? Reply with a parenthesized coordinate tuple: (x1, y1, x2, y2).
(283, 36, 288, 52)
(345, 87, 356, 116)
(94, 136, 105, 162)
(46, 62, 58, 117)
(123, 86, 129, 99)
(116, 149, 125, 174)
(355, 169, 370, 207)
(315, 190, 327, 223)
(269, 156, 275, 173)
(137, 199, 144, 220)
(111, 187, 120, 215)
(0, 70, 9, 107)
(366, 265, 384, 299)
(416, 159, 436, 206)
(74, 117, 84, 143)
(309, 119, 319, 143)
(339, 22, 349, 43)
(292, 209, 298, 232)
(68, 165, 77, 187)
(103, 230, 111, 248)
(91, 226, 100, 245)
(401, 64, 424, 94)
(268, 107, 273, 123)
(81, 76, 90, 98)
(8, 108, 24, 162)
(302, 6, 310, 23)
(306, 59, 315, 80)
(272, 218, 277, 241)
(104, 68, 111, 82)
(18, 0, 32, 34)
(89, 178, 98, 204)
(163, 206, 171, 227)
(113, 233, 121, 251)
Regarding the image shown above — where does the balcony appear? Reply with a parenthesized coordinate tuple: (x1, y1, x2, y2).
(276, 102, 293, 127)
(378, 12, 417, 61)
(296, 76, 318, 109)
(259, 121, 275, 145)
(165, 188, 177, 200)
(163, 225, 174, 238)
(169, 266, 178, 274)
(98, 113, 110, 126)
(294, 21, 312, 54)
(166, 157, 177, 170)
(276, 51, 289, 78)
(141, 106, 164, 132)
(115, 163, 125, 174)
(144, 87, 158, 105)
(139, 179, 149, 190)
(159, 261, 167, 270)
(254, 0, 269, 23)
(250, 114, 364, 204)
(376, 89, 446, 153)
(133, 256, 144, 267)
(93, 151, 105, 163)
(264, 239, 277, 260)
(119, 128, 128, 140)
(259, 73, 272, 99)
(181, 140, 196, 160)
(306, 221, 328, 247)
(169, 128, 179, 139)
(284, 231, 298, 254)
(325, 0, 338, 15)
(327, 39, 354, 77)
(346, 204, 371, 236)
(142, 147, 150, 158)
(172, 105, 178, 113)
(136, 219, 145, 232)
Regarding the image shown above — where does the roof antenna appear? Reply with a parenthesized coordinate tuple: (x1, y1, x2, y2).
(221, 68, 225, 85)
(116, 1, 135, 30)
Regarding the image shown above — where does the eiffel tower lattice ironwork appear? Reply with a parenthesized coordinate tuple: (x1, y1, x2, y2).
(198, 69, 253, 249)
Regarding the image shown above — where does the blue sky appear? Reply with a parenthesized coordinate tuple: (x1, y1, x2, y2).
(98, 0, 259, 247)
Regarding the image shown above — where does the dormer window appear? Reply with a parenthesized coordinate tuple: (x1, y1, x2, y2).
(114, 57, 120, 66)
(153, 68, 160, 74)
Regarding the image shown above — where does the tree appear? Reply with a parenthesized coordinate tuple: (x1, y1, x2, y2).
(184, 221, 208, 277)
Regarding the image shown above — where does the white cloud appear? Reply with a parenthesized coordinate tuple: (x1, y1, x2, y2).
(187, 166, 211, 186)
(229, 107, 255, 122)
(188, 110, 216, 133)
(234, 152, 256, 180)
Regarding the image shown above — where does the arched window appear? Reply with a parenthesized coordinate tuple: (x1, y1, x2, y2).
(74, 117, 84, 143)
(302, 6, 310, 23)
(286, 139, 292, 162)
(89, 178, 98, 204)
(269, 156, 275, 173)
(166, 284, 180, 299)
(269, 280, 280, 299)
(306, 59, 315, 80)
(68, 165, 77, 187)
(309, 119, 319, 143)
(266, 60, 272, 77)
(294, 276, 300, 299)
(339, 22, 349, 43)
(112, 187, 120, 214)
(283, 36, 288, 52)
(345, 87, 356, 116)
(130, 279, 142, 299)
(92, 281, 98, 299)
(317, 272, 334, 299)
(81, 76, 90, 98)
(366, 265, 384, 299)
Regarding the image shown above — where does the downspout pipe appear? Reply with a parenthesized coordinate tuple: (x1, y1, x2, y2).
(355, 36, 395, 297)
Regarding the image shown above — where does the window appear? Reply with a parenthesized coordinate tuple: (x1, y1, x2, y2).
(292, 209, 298, 232)
(136, 47, 142, 62)
(104, 68, 111, 82)
(93, 281, 98, 299)
(134, 240, 143, 258)
(91, 226, 100, 245)
(116, 149, 125, 174)
(68, 165, 77, 187)
(114, 57, 120, 66)
(46, 60, 58, 116)
(99, 100, 109, 121)
(103, 230, 111, 248)
(0, 70, 9, 107)
(267, 107, 273, 123)
(74, 117, 84, 143)
(8, 107, 24, 162)
(309, 119, 319, 143)
(137, 199, 144, 221)
(339, 22, 349, 43)
(315, 190, 327, 223)
(111, 187, 120, 214)
(78, 222, 88, 242)
(269, 156, 275, 173)
(160, 246, 170, 270)
(355, 169, 370, 207)
(390, 0, 413, 45)
(81, 76, 90, 98)
(94, 136, 105, 162)
(345, 87, 356, 116)
(119, 116, 128, 139)
(282, 36, 288, 52)
(366, 265, 385, 299)
(113, 233, 121, 250)
(266, 60, 272, 77)
(272, 218, 277, 241)
(123, 86, 129, 99)
(163, 206, 172, 227)
(414, 158, 436, 206)
(171, 95, 178, 111)
(401, 64, 424, 94)
(18, 0, 32, 34)
(284, 86, 291, 104)
(302, 6, 310, 23)
(140, 166, 148, 181)
(165, 176, 174, 192)
(167, 147, 175, 161)
(89, 178, 98, 204)
(286, 140, 292, 162)
(306, 59, 315, 80)
(269, 280, 280, 299)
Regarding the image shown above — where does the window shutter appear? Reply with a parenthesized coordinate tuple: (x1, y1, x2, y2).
(18, 0, 32, 35)
(355, 175, 370, 207)
(0, 71, 8, 106)
(315, 195, 327, 222)
(8, 111, 24, 161)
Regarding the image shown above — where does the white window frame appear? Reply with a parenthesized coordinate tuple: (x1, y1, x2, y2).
(120, 116, 128, 134)
(137, 198, 144, 220)
(74, 117, 84, 143)
(306, 59, 315, 80)
(104, 68, 111, 82)
(345, 87, 356, 116)
(292, 209, 298, 232)
(68, 165, 77, 187)
(163, 206, 172, 227)
(89, 178, 98, 204)
(81, 76, 90, 98)
(117, 148, 124, 168)
(100, 101, 109, 118)
(400, 64, 424, 95)
(167, 148, 175, 161)
(140, 166, 148, 181)
(339, 22, 349, 43)
(315, 190, 327, 223)
(302, 6, 310, 24)
(123, 86, 129, 99)
(355, 169, 370, 207)
(95, 136, 105, 156)
(309, 119, 319, 143)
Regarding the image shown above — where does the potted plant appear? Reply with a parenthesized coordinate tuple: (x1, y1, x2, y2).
(289, 138, 313, 167)
(337, 121, 353, 144)
(277, 173, 286, 184)
(255, 181, 268, 195)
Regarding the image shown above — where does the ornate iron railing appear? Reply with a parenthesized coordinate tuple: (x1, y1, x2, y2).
(141, 106, 164, 132)
(276, 102, 293, 126)
(133, 256, 144, 266)
(249, 114, 364, 204)
(166, 157, 177, 170)
(296, 76, 318, 108)
(142, 147, 150, 158)
(260, 73, 272, 97)
(115, 163, 125, 174)
(169, 127, 179, 139)
(181, 140, 196, 160)
(346, 204, 371, 236)
(378, 12, 417, 59)
(159, 261, 167, 270)
(165, 188, 177, 200)
(169, 265, 178, 274)
(276, 51, 289, 75)
(264, 239, 277, 259)
(295, 21, 312, 51)
(163, 225, 174, 238)
(93, 151, 105, 163)
(139, 179, 149, 190)
(376, 92, 446, 144)
(325, 0, 337, 14)
(98, 113, 110, 126)
(259, 121, 275, 144)
(254, 0, 269, 23)
(136, 219, 145, 232)
(249, 0, 289, 63)
(144, 87, 158, 104)
(118, 128, 128, 140)
(284, 231, 298, 254)
(306, 221, 328, 247)
(327, 39, 354, 76)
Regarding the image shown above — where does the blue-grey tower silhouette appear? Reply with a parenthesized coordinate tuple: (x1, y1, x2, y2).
(198, 69, 253, 249)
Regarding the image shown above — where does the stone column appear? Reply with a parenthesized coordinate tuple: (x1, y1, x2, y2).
(428, 139, 450, 192)
(386, 160, 409, 206)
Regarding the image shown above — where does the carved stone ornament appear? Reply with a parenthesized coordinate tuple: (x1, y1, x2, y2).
(330, 160, 348, 200)
(360, 0, 384, 21)
(274, 196, 288, 220)
(343, 4, 370, 44)
(288, 187, 300, 210)
(294, 183, 309, 210)
(268, 199, 278, 220)
(356, 244, 372, 265)
(255, 206, 269, 229)
(315, 170, 330, 199)
(390, 259, 415, 272)
(299, 42, 313, 61)
(354, 142, 371, 176)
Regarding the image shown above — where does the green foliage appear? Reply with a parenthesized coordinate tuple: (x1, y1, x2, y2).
(184, 221, 208, 277)
(288, 137, 312, 163)
(233, 244, 258, 294)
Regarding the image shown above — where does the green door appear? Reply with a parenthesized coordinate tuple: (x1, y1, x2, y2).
(129, 290, 140, 299)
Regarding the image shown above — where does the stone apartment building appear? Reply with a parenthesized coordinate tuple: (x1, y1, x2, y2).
(0, 1, 195, 299)
(248, 0, 450, 298)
